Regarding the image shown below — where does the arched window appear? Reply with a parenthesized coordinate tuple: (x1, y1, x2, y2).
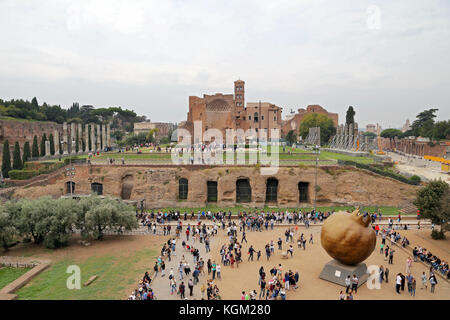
(179, 178, 188, 200)
(236, 179, 251, 203)
(298, 182, 309, 203)
(91, 182, 103, 195)
(66, 181, 75, 194)
(254, 112, 259, 123)
(266, 178, 278, 202)
(207, 181, 218, 202)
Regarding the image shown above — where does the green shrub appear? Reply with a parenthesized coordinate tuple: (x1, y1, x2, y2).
(431, 229, 446, 240)
(8, 170, 36, 180)
(64, 156, 86, 164)
(338, 160, 419, 185)
(409, 175, 421, 183)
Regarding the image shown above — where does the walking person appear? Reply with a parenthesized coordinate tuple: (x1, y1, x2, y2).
(212, 262, 217, 280)
(421, 271, 427, 290)
(188, 279, 194, 297)
(216, 264, 221, 279)
(411, 277, 416, 297)
(351, 275, 359, 294)
(395, 273, 402, 294)
(345, 275, 351, 293)
(389, 249, 395, 264)
(430, 273, 438, 293)
(385, 267, 389, 283)
(179, 282, 186, 299)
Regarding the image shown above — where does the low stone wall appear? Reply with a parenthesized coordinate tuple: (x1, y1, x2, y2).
(0, 256, 51, 300)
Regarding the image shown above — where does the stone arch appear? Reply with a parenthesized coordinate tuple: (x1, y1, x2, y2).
(121, 175, 134, 200)
(236, 178, 251, 203)
(265, 177, 278, 203)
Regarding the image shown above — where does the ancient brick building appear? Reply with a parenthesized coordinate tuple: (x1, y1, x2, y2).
(178, 80, 282, 143)
(380, 136, 450, 158)
(281, 105, 339, 137)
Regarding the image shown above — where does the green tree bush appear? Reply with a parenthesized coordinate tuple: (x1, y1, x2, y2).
(1, 140, 11, 178)
(40, 133, 47, 157)
(414, 180, 449, 237)
(12, 141, 23, 170)
(299, 113, 336, 145)
(32, 135, 39, 158)
(22, 141, 31, 165)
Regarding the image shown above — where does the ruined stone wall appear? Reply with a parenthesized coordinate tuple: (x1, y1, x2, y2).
(11, 165, 418, 208)
(380, 137, 449, 158)
(0, 119, 63, 158)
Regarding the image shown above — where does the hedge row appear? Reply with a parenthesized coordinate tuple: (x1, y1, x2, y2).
(8, 170, 36, 180)
(9, 162, 66, 180)
(338, 160, 420, 185)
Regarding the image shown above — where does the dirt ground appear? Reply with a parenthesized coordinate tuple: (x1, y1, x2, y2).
(208, 226, 450, 300)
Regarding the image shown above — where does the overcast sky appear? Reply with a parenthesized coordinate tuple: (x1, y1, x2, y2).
(1, 0, 449, 129)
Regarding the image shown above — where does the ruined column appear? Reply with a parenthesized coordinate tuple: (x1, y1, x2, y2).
(69, 122, 75, 154)
(45, 140, 50, 157)
(54, 130, 60, 155)
(84, 124, 89, 152)
(102, 124, 107, 150)
(107, 122, 111, 148)
(90, 123, 96, 152)
(96, 124, 101, 151)
(63, 122, 68, 155)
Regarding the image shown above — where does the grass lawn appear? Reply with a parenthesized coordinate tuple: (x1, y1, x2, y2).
(151, 205, 403, 215)
(0, 267, 32, 290)
(15, 248, 158, 300)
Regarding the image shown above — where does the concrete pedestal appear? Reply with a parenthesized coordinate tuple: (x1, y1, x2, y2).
(319, 259, 368, 287)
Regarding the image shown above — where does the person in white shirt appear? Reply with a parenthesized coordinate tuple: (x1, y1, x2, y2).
(396, 273, 402, 294)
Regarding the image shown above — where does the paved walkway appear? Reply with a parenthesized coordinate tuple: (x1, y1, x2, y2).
(149, 234, 215, 300)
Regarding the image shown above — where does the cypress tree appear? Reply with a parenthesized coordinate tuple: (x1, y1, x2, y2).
(49, 133, 55, 155)
(1, 140, 11, 178)
(12, 141, 23, 170)
(32, 135, 39, 158)
(75, 131, 79, 153)
(23, 141, 31, 166)
(40, 133, 47, 157)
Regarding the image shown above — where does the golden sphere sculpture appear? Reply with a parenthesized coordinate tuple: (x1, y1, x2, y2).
(321, 208, 376, 265)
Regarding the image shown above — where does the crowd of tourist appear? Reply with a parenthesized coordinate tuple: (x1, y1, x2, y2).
(129, 207, 446, 301)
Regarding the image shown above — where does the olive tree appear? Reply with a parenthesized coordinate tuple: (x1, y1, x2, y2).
(0, 202, 20, 251)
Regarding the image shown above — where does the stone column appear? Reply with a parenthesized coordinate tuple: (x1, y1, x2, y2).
(107, 122, 111, 148)
(84, 124, 89, 152)
(96, 124, 101, 151)
(54, 130, 60, 155)
(102, 124, 107, 150)
(45, 140, 50, 157)
(91, 123, 96, 152)
(69, 122, 75, 154)
(63, 122, 68, 155)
